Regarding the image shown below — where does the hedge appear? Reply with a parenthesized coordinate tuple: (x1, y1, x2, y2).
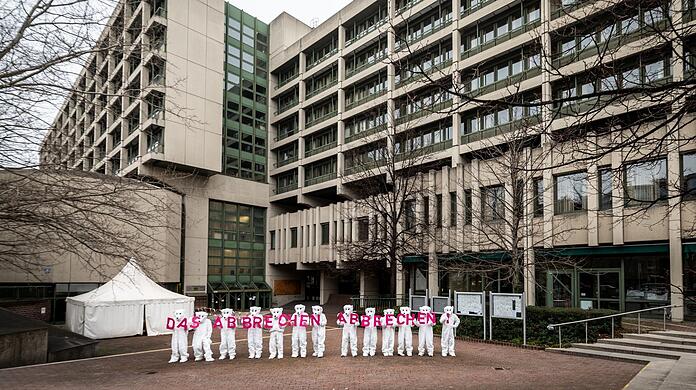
(433, 306, 621, 347)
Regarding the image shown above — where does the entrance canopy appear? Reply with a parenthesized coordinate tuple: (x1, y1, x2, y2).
(66, 260, 193, 339)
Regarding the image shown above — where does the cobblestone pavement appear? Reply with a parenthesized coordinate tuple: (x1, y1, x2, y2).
(0, 327, 642, 390)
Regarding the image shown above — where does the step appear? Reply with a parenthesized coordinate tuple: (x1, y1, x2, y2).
(546, 347, 662, 364)
(652, 330, 696, 340)
(624, 360, 677, 390)
(658, 356, 696, 390)
(623, 333, 696, 346)
(571, 342, 682, 360)
(598, 338, 696, 354)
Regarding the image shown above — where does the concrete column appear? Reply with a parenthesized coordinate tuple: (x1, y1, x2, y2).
(320, 269, 339, 305)
(471, 159, 481, 252)
(442, 165, 451, 252)
(523, 147, 535, 304)
(456, 164, 465, 251)
(587, 143, 599, 247)
(300, 210, 306, 262)
(329, 204, 336, 262)
(428, 252, 438, 296)
(540, 0, 553, 146)
(337, 120, 345, 145)
(669, 150, 684, 321)
(611, 147, 625, 245)
(543, 167, 554, 248)
(396, 262, 405, 299)
(360, 270, 380, 297)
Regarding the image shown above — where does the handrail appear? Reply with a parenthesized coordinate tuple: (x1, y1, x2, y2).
(547, 304, 681, 347)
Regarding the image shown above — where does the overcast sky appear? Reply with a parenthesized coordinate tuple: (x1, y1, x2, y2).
(226, 0, 352, 26)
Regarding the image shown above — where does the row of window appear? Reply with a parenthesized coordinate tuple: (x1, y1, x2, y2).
(271, 221, 332, 250)
(461, 3, 540, 53)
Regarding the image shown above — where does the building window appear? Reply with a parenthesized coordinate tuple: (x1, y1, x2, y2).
(533, 177, 544, 217)
(423, 196, 430, 225)
(464, 189, 472, 225)
(358, 218, 369, 241)
(554, 172, 587, 214)
(598, 167, 613, 211)
(450, 192, 457, 227)
(321, 222, 330, 245)
(290, 227, 298, 248)
(405, 200, 416, 230)
(436, 194, 443, 227)
(624, 159, 667, 206)
(482, 185, 505, 221)
(682, 152, 696, 200)
(270, 230, 275, 249)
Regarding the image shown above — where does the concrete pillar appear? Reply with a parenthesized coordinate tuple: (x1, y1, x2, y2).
(320, 269, 339, 305)
(669, 149, 684, 321)
(611, 147, 625, 245)
(360, 270, 380, 297)
(442, 165, 451, 252)
(587, 136, 599, 247)
(428, 252, 439, 296)
(395, 262, 405, 299)
(471, 159, 481, 252)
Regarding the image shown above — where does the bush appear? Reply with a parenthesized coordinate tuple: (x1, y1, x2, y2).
(435, 306, 621, 347)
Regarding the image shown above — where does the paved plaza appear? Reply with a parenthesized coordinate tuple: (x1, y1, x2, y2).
(0, 326, 642, 389)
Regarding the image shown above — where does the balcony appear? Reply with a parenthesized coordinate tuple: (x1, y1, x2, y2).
(275, 155, 298, 167)
(468, 67, 541, 97)
(345, 90, 387, 111)
(395, 99, 453, 126)
(344, 160, 384, 176)
(306, 48, 338, 71)
(461, 21, 541, 60)
(395, 16, 452, 52)
(147, 141, 164, 154)
(276, 128, 297, 142)
(396, 59, 452, 87)
(395, 139, 452, 161)
(345, 51, 388, 79)
(551, 0, 596, 20)
(276, 73, 299, 90)
(305, 171, 336, 186)
(276, 98, 299, 115)
(305, 110, 338, 128)
(396, 0, 423, 16)
(346, 18, 387, 47)
(275, 181, 298, 194)
(345, 123, 387, 144)
(305, 141, 337, 158)
(305, 79, 337, 99)
(460, 114, 541, 144)
(461, 0, 495, 17)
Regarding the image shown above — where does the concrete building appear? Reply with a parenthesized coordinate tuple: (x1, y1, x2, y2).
(28, 0, 272, 319)
(23, 0, 696, 322)
(264, 0, 696, 321)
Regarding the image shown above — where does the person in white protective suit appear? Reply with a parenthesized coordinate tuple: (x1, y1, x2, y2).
(192, 311, 214, 362)
(247, 306, 263, 359)
(397, 306, 413, 356)
(268, 307, 285, 359)
(337, 304, 358, 357)
(168, 309, 189, 363)
(218, 308, 236, 360)
(381, 308, 395, 356)
(362, 307, 378, 357)
(290, 304, 308, 358)
(417, 305, 435, 357)
(311, 305, 327, 358)
(439, 305, 460, 357)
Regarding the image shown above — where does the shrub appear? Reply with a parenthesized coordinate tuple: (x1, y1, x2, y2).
(434, 306, 620, 347)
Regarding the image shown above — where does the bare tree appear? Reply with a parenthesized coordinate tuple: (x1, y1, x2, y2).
(0, 0, 187, 279)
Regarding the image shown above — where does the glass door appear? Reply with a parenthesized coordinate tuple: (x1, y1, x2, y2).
(547, 270, 575, 307)
(578, 269, 623, 311)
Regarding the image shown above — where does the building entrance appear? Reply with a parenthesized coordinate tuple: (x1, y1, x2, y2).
(546, 268, 623, 311)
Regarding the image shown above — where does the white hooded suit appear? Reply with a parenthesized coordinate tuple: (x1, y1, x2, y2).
(417, 306, 434, 356)
(381, 308, 395, 356)
(362, 307, 378, 356)
(338, 304, 358, 357)
(291, 304, 308, 358)
(218, 308, 236, 360)
(439, 305, 460, 356)
(247, 306, 263, 359)
(397, 306, 413, 356)
(268, 307, 285, 359)
(168, 309, 189, 363)
(311, 305, 327, 358)
(192, 311, 214, 362)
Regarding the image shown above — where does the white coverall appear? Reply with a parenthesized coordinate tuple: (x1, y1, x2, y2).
(247, 306, 263, 359)
(311, 306, 327, 358)
(192, 312, 214, 362)
(268, 308, 285, 359)
(439, 308, 461, 356)
(218, 309, 236, 359)
(339, 305, 358, 357)
(168, 310, 189, 363)
(397, 307, 413, 356)
(417, 307, 434, 356)
(291, 304, 308, 358)
(381, 309, 395, 356)
(362, 308, 378, 356)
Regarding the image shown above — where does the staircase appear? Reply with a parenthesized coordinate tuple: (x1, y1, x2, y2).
(548, 331, 696, 389)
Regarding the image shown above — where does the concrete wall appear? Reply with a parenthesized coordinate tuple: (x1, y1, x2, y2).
(0, 329, 47, 369)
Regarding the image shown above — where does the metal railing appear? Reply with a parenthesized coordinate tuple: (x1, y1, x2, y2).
(345, 52, 388, 79)
(276, 73, 299, 90)
(350, 295, 409, 311)
(304, 141, 337, 157)
(345, 18, 387, 47)
(547, 304, 681, 348)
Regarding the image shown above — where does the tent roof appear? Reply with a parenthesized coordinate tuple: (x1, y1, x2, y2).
(66, 261, 193, 307)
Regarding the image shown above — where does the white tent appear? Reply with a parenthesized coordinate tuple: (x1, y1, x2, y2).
(66, 261, 194, 339)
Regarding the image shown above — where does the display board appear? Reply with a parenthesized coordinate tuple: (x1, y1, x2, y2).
(454, 292, 484, 316)
(430, 296, 450, 314)
(490, 293, 523, 319)
(410, 295, 427, 311)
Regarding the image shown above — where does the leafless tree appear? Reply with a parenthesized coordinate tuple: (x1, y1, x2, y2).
(0, 0, 187, 279)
